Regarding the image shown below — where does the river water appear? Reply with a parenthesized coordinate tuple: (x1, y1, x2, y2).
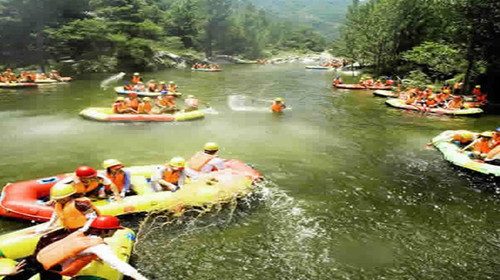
(0, 64, 499, 279)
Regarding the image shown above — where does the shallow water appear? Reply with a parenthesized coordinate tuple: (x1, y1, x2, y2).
(0, 64, 499, 279)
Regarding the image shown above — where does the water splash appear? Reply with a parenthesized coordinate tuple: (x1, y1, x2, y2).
(100, 72, 126, 90)
(228, 95, 274, 112)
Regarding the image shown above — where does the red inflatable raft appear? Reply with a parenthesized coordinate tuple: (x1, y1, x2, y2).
(0, 160, 261, 222)
(334, 84, 393, 90)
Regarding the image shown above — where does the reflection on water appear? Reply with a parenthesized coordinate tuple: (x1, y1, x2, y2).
(0, 64, 499, 279)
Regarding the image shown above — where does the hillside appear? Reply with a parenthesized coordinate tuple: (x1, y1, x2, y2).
(247, 0, 351, 39)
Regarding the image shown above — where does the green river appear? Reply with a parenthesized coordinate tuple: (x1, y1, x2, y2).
(0, 64, 499, 279)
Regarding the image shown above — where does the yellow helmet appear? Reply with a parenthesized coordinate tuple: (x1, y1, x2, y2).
(116, 97, 125, 101)
(275, 97, 283, 102)
(169, 81, 175, 84)
(169, 157, 185, 168)
(204, 142, 219, 151)
(50, 183, 76, 200)
(133, 72, 140, 76)
(143, 97, 151, 101)
(187, 95, 194, 98)
(480, 131, 493, 138)
(475, 85, 481, 88)
(102, 159, 123, 169)
(160, 81, 165, 84)
(462, 132, 474, 140)
(427, 85, 435, 89)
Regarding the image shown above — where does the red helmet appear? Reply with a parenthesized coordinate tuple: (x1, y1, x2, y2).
(128, 92, 137, 97)
(75, 166, 97, 178)
(90, 215, 124, 230)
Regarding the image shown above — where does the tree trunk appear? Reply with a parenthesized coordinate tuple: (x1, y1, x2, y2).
(36, 23, 45, 72)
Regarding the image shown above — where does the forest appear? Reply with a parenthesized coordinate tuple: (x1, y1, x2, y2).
(334, 0, 500, 101)
(0, 0, 329, 73)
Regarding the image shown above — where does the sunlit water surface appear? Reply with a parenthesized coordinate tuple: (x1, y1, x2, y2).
(0, 64, 499, 279)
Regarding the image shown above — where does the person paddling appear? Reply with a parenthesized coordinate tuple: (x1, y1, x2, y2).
(151, 157, 188, 191)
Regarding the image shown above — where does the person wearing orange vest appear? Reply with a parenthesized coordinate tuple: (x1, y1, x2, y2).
(55, 166, 122, 200)
(385, 77, 393, 86)
(158, 81, 168, 92)
(151, 157, 188, 191)
(153, 93, 177, 114)
(113, 96, 137, 114)
(147, 80, 157, 92)
(131, 72, 142, 84)
(464, 131, 493, 159)
(101, 159, 134, 196)
(333, 75, 342, 85)
(271, 97, 286, 113)
(373, 80, 382, 87)
(186, 142, 226, 178)
(123, 81, 134, 91)
(125, 92, 140, 111)
(447, 95, 463, 109)
(184, 94, 200, 112)
(138, 97, 152, 114)
(168, 81, 178, 93)
(7, 216, 148, 280)
(453, 80, 463, 95)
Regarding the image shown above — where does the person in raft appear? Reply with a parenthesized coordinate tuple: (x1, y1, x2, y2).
(131, 72, 142, 84)
(463, 131, 494, 159)
(138, 97, 152, 114)
(55, 166, 123, 200)
(113, 97, 137, 114)
(101, 159, 135, 197)
(271, 97, 286, 113)
(4, 216, 149, 280)
(33, 183, 101, 260)
(125, 92, 140, 111)
(184, 94, 200, 112)
(186, 142, 226, 179)
(151, 157, 188, 191)
(153, 92, 177, 114)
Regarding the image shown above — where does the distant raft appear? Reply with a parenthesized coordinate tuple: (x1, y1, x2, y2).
(191, 68, 222, 72)
(372, 90, 398, 98)
(79, 107, 205, 122)
(0, 160, 261, 222)
(432, 130, 500, 176)
(0, 226, 135, 280)
(385, 98, 483, 116)
(334, 84, 393, 90)
(114, 86, 182, 97)
(305, 66, 331, 70)
(0, 82, 38, 88)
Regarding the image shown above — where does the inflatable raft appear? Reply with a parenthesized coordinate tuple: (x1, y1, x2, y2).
(385, 98, 483, 116)
(0, 82, 38, 88)
(432, 130, 500, 177)
(0, 227, 135, 280)
(114, 86, 182, 97)
(0, 160, 261, 222)
(373, 90, 398, 98)
(79, 107, 205, 122)
(305, 66, 331, 70)
(334, 84, 393, 90)
(34, 79, 59, 84)
(191, 68, 222, 72)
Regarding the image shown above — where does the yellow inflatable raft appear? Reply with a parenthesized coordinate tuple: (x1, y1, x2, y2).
(79, 107, 205, 122)
(0, 227, 135, 280)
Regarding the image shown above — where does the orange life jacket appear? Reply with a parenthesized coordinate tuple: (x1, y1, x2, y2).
(472, 88, 482, 96)
(474, 140, 492, 154)
(454, 83, 461, 89)
(448, 100, 462, 109)
(106, 171, 125, 192)
(73, 177, 106, 195)
(138, 102, 151, 114)
(162, 168, 180, 185)
(386, 80, 393, 86)
(271, 102, 284, 113)
(132, 76, 141, 84)
(188, 152, 217, 171)
(37, 231, 104, 276)
(54, 197, 100, 230)
(112, 102, 125, 113)
(477, 94, 487, 102)
(426, 99, 436, 106)
(125, 98, 139, 110)
(168, 84, 176, 92)
(124, 84, 134, 91)
(185, 98, 199, 108)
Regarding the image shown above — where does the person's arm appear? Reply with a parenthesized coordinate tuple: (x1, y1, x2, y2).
(0, 259, 26, 276)
(35, 212, 58, 234)
(85, 244, 148, 280)
(120, 171, 132, 196)
(462, 139, 478, 152)
(101, 176, 123, 200)
(79, 211, 98, 232)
